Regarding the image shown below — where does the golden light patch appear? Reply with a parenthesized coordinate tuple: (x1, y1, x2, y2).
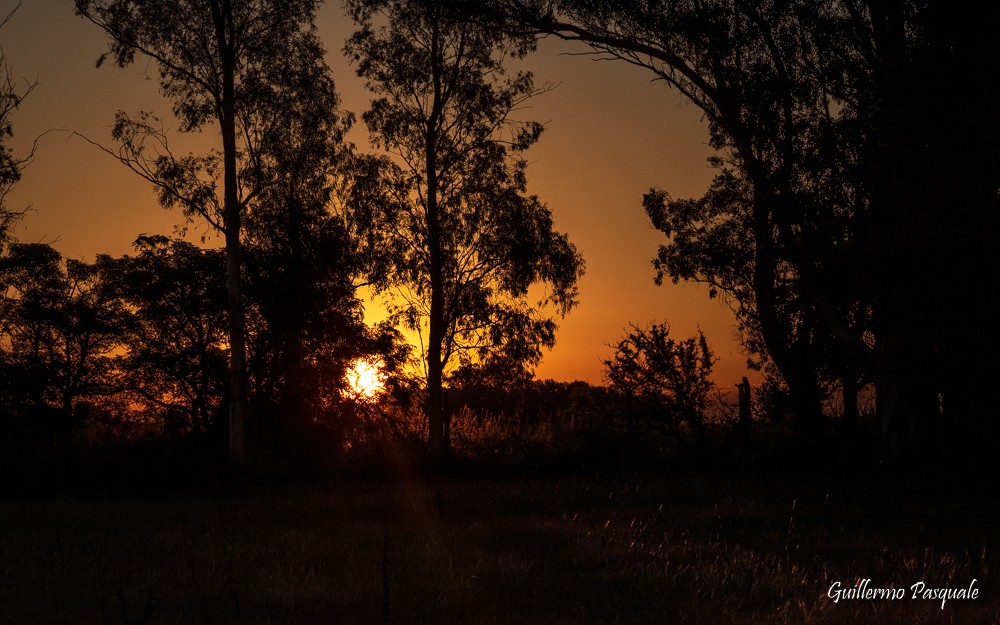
(346, 359, 385, 399)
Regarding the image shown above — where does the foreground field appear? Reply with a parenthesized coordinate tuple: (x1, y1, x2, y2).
(1, 462, 996, 624)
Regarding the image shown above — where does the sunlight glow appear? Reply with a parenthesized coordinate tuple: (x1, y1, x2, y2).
(346, 359, 385, 399)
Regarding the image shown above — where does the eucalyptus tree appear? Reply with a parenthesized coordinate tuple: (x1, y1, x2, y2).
(345, 0, 584, 453)
(492, 0, 871, 440)
(232, 16, 367, 441)
(76, 0, 327, 463)
(492, 1, 1000, 461)
(644, 165, 871, 430)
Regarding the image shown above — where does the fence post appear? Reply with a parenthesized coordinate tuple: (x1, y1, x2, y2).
(442, 388, 451, 455)
(737, 377, 753, 469)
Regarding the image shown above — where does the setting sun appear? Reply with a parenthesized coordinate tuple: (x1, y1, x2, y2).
(345, 360, 385, 399)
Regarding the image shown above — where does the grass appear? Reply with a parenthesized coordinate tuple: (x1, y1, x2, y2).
(0, 455, 997, 624)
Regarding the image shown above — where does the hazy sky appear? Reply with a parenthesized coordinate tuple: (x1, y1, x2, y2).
(2, 1, 757, 387)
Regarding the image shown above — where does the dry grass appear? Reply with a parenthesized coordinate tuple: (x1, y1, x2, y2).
(1, 464, 997, 624)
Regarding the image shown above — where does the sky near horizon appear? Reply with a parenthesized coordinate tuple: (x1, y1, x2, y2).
(1, 1, 758, 388)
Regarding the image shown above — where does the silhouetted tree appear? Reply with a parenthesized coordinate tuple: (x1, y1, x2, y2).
(492, 0, 865, 441)
(111, 235, 228, 437)
(76, 0, 326, 464)
(604, 323, 715, 447)
(235, 25, 375, 447)
(834, 3, 1000, 463)
(494, 0, 1000, 463)
(0, 244, 127, 451)
(644, 167, 871, 433)
(345, 0, 584, 454)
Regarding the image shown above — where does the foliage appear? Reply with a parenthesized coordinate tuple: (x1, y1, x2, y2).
(642, 170, 764, 363)
(579, 0, 867, 435)
(111, 235, 228, 437)
(345, 0, 584, 451)
(76, 0, 330, 462)
(235, 16, 364, 440)
(603, 323, 715, 445)
(0, 4, 38, 248)
(644, 168, 868, 422)
(494, 0, 1000, 460)
(0, 244, 127, 448)
(75, 0, 326, 232)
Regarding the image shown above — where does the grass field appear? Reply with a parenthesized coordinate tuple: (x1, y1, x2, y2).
(1, 455, 997, 624)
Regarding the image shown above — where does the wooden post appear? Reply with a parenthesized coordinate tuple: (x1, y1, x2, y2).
(737, 377, 753, 469)
(442, 388, 451, 455)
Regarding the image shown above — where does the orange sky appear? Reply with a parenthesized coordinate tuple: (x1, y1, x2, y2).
(2, 1, 758, 388)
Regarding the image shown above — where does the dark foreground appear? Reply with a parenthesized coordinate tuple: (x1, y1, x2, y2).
(1, 460, 997, 625)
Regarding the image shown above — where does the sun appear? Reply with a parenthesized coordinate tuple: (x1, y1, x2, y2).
(346, 359, 385, 399)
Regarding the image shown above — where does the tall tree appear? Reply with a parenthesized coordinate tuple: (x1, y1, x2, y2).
(237, 26, 367, 442)
(495, 0, 1000, 462)
(497, 0, 868, 440)
(345, 0, 584, 454)
(76, 0, 324, 463)
(644, 166, 871, 429)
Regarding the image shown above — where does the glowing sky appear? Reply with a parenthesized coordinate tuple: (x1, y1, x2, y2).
(2, 1, 757, 387)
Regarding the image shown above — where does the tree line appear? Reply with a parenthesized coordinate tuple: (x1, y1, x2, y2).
(2, 0, 584, 465)
(3, 0, 997, 469)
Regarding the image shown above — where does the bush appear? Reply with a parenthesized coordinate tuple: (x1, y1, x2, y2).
(603, 322, 716, 449)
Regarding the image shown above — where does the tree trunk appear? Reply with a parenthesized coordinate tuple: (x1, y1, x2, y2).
(214, 0, 249, 466)
(874, 301, 938, 463)
(865, 1, 941, 466)
(747, 181, 823, 442)
(841, 373, 859, 434)
(425, 151, 445, 456)
(786, 364, 824, 442)
(424, 12, 447, 456)
(286, 187, 316, 439)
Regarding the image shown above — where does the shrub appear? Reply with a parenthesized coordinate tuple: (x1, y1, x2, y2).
(603, 322, 716, 449)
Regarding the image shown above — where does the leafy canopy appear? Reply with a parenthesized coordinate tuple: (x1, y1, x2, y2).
(345, 0, 584, 377)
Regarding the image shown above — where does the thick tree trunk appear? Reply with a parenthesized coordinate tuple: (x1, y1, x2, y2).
(787, 366, 823, 442)
(841, 374, 859, 434)
(865, 1, 941, 466)
(747, 182, 823, 442)
(280, 188, 312, 434)
(874, 311, 938, 463)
